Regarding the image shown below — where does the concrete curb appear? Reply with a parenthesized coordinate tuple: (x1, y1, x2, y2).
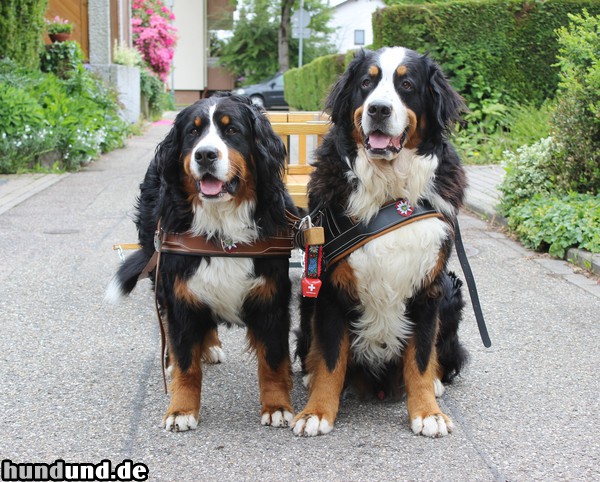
(566, 247, 600, 277)
(0, 173, 69, 216)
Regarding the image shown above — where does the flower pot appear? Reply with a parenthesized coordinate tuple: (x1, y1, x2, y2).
(49, 33, 71, 43)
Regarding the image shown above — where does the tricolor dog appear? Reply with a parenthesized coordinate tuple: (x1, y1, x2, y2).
(107, 94, 298, 431)
(293, 47, 469, 437)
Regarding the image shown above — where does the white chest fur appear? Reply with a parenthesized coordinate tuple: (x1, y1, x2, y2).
(347, 207, 448, 368)
(185, 257, 263, 325)
(344, 147, 451, 367)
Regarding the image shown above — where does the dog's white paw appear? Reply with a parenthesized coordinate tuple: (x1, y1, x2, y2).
(411, 414, 453, 438)
(164, 413, 198, 432)
(261, 409, 294, 428)
(434, 378, 445, 398)
(291, 414, 333, 437)
(203, 346, 226, 364)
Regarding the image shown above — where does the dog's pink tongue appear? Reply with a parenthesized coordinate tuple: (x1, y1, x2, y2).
(369, 133, 391, 149)
(200, 177, 224, 196)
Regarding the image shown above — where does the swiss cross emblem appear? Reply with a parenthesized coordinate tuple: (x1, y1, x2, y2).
(301, 277, 322, 298)
(395, 199, 414, 217)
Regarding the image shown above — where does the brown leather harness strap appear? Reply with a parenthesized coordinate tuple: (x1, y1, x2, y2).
(138, 220, 296, 283)
(137, 213, 299, 393)
(160, 230, 295, 257)
(153, 247, 168, 393)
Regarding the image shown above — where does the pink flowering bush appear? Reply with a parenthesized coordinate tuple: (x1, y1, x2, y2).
(132, 0, 177, 83)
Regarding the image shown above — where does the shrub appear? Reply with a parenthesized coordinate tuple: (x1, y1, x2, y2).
(113, 41, 145, 68)
(498, 137, 560, 215)
(140, 69, 169, 119)
(456, 101, 553, 164)
(132, 0, 177, 83)
(0, 82, 56, 173)
(550, 10, 600, 194)
(40, 40, 84, 78)
(0, 59, 129, 172)
(507, 193, 600, 258)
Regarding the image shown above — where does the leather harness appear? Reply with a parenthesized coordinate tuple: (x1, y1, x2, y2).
(138, 214, 298, 392)
(321, 199, 442, 268)
(313, 198, 491, 348)
(135, 199, 490, 392)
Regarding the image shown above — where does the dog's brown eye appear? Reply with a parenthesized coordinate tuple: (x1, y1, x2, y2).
(401, 80, 413, 91)
(225, 126, 238, 135)
(361, 78, 371, 89)
(190, 127, 200, 136)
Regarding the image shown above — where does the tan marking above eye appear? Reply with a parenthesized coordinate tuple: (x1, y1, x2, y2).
(221, 115, 230, 126)
(396, 65, 408, 77)
(194, 116, 201, 127)
(368, 65, 380, 77)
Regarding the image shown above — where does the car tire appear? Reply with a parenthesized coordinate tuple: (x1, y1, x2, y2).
(250, 95, 265, 108)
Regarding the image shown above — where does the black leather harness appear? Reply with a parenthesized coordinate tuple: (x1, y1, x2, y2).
(321, 199, 442, 268)
(313, 198, 491, 348)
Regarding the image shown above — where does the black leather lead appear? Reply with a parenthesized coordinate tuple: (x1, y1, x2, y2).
(453, 219, 492, 347)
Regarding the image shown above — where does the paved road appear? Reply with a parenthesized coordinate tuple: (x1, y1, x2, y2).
(1, 121, 599, 481)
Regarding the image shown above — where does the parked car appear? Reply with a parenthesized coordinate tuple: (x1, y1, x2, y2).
(233, 73, 288, 110)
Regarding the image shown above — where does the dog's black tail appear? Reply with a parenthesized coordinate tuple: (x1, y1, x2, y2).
(436, 271, 469, 383)
(105, 249, 153, 303)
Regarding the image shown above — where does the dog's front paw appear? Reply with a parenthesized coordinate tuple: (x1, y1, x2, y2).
(411, 413, 453, 438)
(203, 345, 226, 364)
(291, 412, 333, 437)
(261, 408, 294, 428)
(164, 412, 198, 432)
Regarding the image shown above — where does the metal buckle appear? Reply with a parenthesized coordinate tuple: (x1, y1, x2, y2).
(154, 229, 161, 252)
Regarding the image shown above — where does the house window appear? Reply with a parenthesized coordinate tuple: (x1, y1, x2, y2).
(354, 30, 365, 46)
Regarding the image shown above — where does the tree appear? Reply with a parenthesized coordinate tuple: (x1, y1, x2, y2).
(219, 0, 334, 85)
(0, 0, 48, 70)
(278, 0, 294, 73)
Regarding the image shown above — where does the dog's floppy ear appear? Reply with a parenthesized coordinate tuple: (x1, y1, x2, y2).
(325, 49, 368, 127)
(247, 102, 288, 234)
(154, 106, 191, 184)
(427, 58, 467, 139)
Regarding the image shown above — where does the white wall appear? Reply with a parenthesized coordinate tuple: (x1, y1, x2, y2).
(330, 0, 385, 53)
(172, 0, 207, 90)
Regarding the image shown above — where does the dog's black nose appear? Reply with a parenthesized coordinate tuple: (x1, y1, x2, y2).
(367, 102, 392, 122)
(194, 147, 219, 168)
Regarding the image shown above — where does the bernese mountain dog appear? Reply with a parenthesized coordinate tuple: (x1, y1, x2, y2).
(292, 47, 469, 437)
(107, 94, 298, 431)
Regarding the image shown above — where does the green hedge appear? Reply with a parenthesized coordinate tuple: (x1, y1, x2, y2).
(284, 53, 346, 111)
(0, 0, 48, 70)
(374, 0, 600, 106)
(550, 10, 600, 194)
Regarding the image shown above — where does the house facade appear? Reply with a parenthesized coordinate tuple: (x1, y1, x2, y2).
(46, 0, 132, 64)
(45, 0, 235, 111)
(330, 0, 385, 53)
(172, 0, 235, 105)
